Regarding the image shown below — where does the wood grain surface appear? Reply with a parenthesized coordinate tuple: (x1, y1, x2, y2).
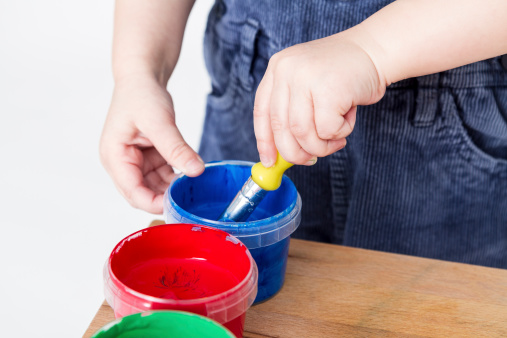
(84, 221, 507, 337)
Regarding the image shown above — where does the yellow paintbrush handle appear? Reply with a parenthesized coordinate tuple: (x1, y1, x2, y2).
(251, 152, 294, 191)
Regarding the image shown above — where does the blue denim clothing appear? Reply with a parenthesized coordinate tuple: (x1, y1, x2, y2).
(199, 0, 507, 268)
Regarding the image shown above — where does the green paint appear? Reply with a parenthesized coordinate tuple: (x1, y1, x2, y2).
(92, 311, 235, 338)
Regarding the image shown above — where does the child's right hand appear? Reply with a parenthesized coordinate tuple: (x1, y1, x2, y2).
(253, 31, 386, 167)
(99, 75, 205, 214)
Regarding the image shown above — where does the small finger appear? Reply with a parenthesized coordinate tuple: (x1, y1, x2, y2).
(253, 68, 277, 167)
(270, 80, 313, 164)
(143, 148, 178, 194)
(108, 144, 165, 214)
(314, 97, 356, 141)
(288, 89, 330, 157)
(144, 115, 205, 177)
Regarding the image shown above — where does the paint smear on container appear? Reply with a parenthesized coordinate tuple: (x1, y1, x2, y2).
(120, 258, 240, 300)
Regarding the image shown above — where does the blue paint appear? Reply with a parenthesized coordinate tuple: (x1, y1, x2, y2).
(249, 237, 290, 303)
(164, 161, 301, 303)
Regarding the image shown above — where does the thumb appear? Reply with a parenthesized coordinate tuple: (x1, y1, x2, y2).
(145, 116, 205, 177)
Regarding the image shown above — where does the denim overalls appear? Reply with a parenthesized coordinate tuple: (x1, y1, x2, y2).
(198, 0, 507, 268)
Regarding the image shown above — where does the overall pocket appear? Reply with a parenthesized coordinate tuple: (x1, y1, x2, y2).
(441, 88, 507, 174)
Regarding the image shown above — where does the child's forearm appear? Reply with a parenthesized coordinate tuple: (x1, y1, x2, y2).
(112, 0, 195, 85)
(350, 0, 507, 86)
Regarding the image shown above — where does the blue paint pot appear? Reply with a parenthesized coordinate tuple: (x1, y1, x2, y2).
(164, 161, 302, 303)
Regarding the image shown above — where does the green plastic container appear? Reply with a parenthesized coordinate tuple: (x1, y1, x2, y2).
(92, 311, 235, 338)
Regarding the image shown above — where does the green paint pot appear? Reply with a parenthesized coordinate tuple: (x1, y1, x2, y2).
(92, 311, 235, 338)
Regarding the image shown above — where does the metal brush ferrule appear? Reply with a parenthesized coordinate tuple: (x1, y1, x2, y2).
(217, 177, 268, 222)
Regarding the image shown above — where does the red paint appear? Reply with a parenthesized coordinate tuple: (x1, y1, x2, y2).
(105, 224, 258, 338)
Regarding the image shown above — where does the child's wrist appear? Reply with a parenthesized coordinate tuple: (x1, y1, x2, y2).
(338, 25, 391, 88)
(113, 57, 173, 87)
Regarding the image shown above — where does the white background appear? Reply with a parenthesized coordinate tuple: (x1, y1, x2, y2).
(0, 1, 213, 336)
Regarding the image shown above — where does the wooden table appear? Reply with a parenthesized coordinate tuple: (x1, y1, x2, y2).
(84, 224, 507, 337)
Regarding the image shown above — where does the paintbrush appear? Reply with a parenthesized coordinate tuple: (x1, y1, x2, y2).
(218, 152, 293, 222)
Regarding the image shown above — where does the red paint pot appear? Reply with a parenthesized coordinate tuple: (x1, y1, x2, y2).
(104, 224, 258, 338)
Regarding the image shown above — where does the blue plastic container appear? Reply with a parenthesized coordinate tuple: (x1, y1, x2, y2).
(164, 161, 301, 303)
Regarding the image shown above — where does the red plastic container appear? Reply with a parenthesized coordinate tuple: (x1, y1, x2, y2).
(104, 224, 258, 338)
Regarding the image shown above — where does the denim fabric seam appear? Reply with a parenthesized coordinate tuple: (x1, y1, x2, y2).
(237, 18, 260, 92)
(213, 17, 275, 59)
(214, 35, 272, 61)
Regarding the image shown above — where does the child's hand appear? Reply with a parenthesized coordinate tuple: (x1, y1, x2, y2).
(99, 76, 204, 214)
(254, 32, 386, 167)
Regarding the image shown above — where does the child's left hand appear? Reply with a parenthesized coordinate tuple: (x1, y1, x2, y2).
(253, 31, 387, 167)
